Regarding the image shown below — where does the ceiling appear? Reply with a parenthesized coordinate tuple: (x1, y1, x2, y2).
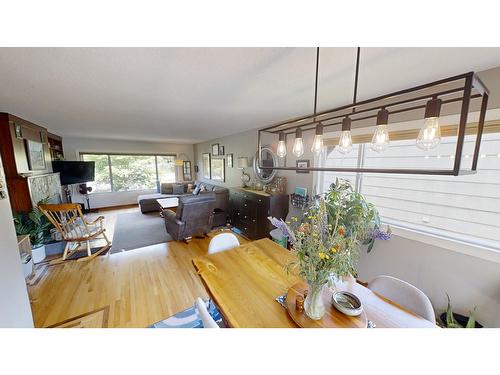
(1, 47, 500, 144)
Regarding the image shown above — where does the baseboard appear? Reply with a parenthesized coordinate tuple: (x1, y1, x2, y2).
(95, 203, 139, 212)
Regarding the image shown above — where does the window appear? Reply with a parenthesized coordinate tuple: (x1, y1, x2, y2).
(81, 154, 112, 192)
(81, 153, 176, 193)
(318, 129, 500, 250)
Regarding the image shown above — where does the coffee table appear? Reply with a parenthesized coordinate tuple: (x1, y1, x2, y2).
(157, 197, 179, 216)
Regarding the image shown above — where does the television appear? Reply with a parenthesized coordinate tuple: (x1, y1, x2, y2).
(52, 161, 95, 185)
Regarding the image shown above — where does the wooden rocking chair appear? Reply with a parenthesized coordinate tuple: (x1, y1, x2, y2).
(38, 203, 111, 261)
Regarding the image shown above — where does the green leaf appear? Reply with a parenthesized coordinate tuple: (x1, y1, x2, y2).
(465, 307, 477, 328)
(445, 293, 460, 327)
(366, 239, 375, 253)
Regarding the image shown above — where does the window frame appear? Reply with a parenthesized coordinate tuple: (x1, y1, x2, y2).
(315, 125, 500, 254)
(80, 152, 177, 193)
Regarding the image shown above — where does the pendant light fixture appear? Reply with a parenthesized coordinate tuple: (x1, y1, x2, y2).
(311, 122, 324, 154)
(338, 117, 353, 154)
(371, 108, 390, 152)
(293, 127, 305, 157)
(311, 47, 323, 155)
(258, 47, 489, 176)
(417, 96, 442, 150)
(277, 131, 287, 158)
(337, 47, 360, 155)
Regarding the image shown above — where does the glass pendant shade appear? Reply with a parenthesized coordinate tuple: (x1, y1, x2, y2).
(416, 117, 441, 150)
(292, 128, 304, 157)
(371, 125, 390, 152)
(338, 130, 353, 154)
(311, 123, 324, 154)
(277, 132, 287, 158)
(417, 97, 442, 151)
(337, 117, 353, 154)
(371, 108, 390, 152)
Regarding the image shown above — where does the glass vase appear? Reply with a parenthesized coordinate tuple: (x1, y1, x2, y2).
(304, 281, 326, 320)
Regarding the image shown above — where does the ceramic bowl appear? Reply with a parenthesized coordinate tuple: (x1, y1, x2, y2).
(332, 291, 363, 316)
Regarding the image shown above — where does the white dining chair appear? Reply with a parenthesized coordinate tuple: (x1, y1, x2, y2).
(368, 275, 436, 323)
(208, 232, 240, 254)
(195, 298, 220, 328)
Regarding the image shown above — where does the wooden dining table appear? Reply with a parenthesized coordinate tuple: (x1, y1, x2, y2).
(192, 238, 436, 328)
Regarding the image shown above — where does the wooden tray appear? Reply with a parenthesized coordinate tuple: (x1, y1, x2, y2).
(286, 281, 368, 328)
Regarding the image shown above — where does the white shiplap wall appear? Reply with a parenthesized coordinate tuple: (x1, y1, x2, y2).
(320, 133, 500, 248)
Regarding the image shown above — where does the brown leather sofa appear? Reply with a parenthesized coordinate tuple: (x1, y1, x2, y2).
(163, 192, 216, 241)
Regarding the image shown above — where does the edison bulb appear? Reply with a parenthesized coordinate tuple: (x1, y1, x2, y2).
(370, 125, 390, 152)
(277, 140, 287, 158)
(337, 130, 353, 154)
(311, 134, 324, 154)
(416, 117, 441, 150)
(292, 137, 304, 157)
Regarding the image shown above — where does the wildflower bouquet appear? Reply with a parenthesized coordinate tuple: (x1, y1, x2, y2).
(268, 178, 390, 319)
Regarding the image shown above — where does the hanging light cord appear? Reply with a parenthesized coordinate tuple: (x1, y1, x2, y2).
(352, 46, 360, 113)
(313, 47, 320, 122)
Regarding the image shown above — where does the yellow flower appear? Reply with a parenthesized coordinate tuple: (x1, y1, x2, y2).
(318, 252, 329, 260)
(330, 246, 339, 253)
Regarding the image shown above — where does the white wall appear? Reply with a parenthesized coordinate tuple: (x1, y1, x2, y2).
(62, 137, 194, 208)
(0, 157, 34, 327)
(193, 128, 318, 218)
(358, 233, 500, 327)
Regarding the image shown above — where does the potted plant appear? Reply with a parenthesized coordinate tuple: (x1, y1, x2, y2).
(440, 293, 482, 328)
(269, 179, 391, 320)
(13, 201, 53, 263)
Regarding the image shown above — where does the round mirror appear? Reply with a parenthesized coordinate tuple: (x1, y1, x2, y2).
(253, 146, 278, 184)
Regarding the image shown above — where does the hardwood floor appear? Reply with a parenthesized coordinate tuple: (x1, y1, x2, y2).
(28, 206, 248, 328)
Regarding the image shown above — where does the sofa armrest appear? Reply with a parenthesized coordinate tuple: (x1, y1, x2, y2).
(163, 209, 180, 223)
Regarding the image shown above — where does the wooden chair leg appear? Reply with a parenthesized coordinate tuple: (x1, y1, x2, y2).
(86, 240, 92, 257)
(102, 231, 111, 246)
(62, 242, 70, 260)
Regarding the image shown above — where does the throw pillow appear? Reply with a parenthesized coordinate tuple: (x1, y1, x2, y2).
(199, 184, 207, 192)
(187, 183, 194, 193)
(192, 185, 201, 195)
(172, 184, 184, 195)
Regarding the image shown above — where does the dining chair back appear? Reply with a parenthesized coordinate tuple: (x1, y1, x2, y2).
(368, 275, 436, 323)
(208, 232, 240, 254)
(195, 298, 220, 328)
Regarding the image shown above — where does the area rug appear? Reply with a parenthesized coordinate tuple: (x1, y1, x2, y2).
(149, 299, 225, 328)
(111, 211, 173, 253)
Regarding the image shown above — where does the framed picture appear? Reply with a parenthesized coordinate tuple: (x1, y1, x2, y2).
(294, 187, 308, 197)
(14, 123, 23, 139)
(25, 140, 46, 170)
(183, 161, 192, 181)
(212, 144, 219, 156)
(219, 145, 225, 155)
(296, 159, 310, 174)
(202, 153, 211, 179)
(210, 158, 225, 182)
(227, 153, 233, 168)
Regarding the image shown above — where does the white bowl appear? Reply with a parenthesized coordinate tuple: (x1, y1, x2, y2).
(332, 291, 363, 316)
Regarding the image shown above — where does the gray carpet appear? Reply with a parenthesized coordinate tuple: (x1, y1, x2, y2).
(111, 211, 173, 253)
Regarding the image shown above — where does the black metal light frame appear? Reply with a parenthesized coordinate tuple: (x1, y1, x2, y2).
(257, 70, 489, 176)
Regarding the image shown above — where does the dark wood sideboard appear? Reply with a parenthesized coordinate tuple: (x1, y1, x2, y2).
(229, 187, 289, 240)
(0, 113, 63, 212)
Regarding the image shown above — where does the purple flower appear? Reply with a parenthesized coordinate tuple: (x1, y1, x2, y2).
(268, 216, 296, 244)
(371, 227, 392, 241)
